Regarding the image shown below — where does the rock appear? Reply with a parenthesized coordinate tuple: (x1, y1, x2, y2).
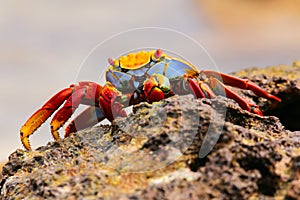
(1, 63, 300, 199)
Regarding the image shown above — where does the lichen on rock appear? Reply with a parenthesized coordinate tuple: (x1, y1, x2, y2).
(1, 63, 300, 199)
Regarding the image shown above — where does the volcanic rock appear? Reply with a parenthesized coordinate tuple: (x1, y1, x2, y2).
(1, 62, 300, 199)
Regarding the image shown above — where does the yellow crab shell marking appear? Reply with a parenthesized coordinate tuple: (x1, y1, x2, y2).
(119, 51, 151, 69)
(118, 51, 165, 70)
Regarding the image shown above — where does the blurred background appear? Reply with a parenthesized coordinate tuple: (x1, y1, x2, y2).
(0, 0, 299, 162)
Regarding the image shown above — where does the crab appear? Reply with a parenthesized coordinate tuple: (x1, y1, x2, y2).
(20, 49, 281, 150)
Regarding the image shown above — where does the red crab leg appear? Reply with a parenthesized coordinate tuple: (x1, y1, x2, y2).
(209, 77, 263, 115)
(20, 87, 73, 150)
(188, 79, 206, 98)
(64, 106, 105, 137)
(201, 70, 281, 102)
(50, 87, 88, 140)
(189, 78, 216, 98)
(50, 82, 102, 140)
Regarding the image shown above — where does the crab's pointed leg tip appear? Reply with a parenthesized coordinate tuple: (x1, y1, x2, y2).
(251, 107, 263, 116)
(50, 122, 62, 141)
(274, 96, 282, 103)
(20, 132, 31, 151)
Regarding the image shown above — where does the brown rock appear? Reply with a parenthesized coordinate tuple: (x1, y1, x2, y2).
(1, 63, 300, 199)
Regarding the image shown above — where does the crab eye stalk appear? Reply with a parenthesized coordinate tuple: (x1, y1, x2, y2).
(152, 49, 163, 61)
(108, 57, 119, 67)
(108, 57, 114, 66)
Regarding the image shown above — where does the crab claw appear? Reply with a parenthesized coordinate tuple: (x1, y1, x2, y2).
(99, 82, 127, 121)
(20, 81, 130, 150)
(20, 87, 73, 150)
(143, 74, 170, 103)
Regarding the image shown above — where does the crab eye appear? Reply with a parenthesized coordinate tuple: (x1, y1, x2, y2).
(108, 57, 119, 67)
(108, 57, 114, 66)
(154, 49, 163, 59)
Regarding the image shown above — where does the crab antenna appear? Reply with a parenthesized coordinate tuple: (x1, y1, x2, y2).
(154, 49, 163, 59)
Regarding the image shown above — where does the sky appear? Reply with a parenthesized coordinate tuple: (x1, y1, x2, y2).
(0, 0, 299, 161)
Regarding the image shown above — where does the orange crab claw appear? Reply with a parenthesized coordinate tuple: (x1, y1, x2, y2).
(20, 81, 129, 150)
(20, 87, 73, 150)
(99, 82, 127, 121)
(143, 74, 170, 103)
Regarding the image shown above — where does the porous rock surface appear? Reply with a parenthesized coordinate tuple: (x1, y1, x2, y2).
(1, 62, 300, 199)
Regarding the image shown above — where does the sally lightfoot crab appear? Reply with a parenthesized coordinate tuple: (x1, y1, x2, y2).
(20, 49, 281, 150)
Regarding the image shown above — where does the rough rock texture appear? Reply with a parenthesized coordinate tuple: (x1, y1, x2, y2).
(1, 62, 300, 199)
